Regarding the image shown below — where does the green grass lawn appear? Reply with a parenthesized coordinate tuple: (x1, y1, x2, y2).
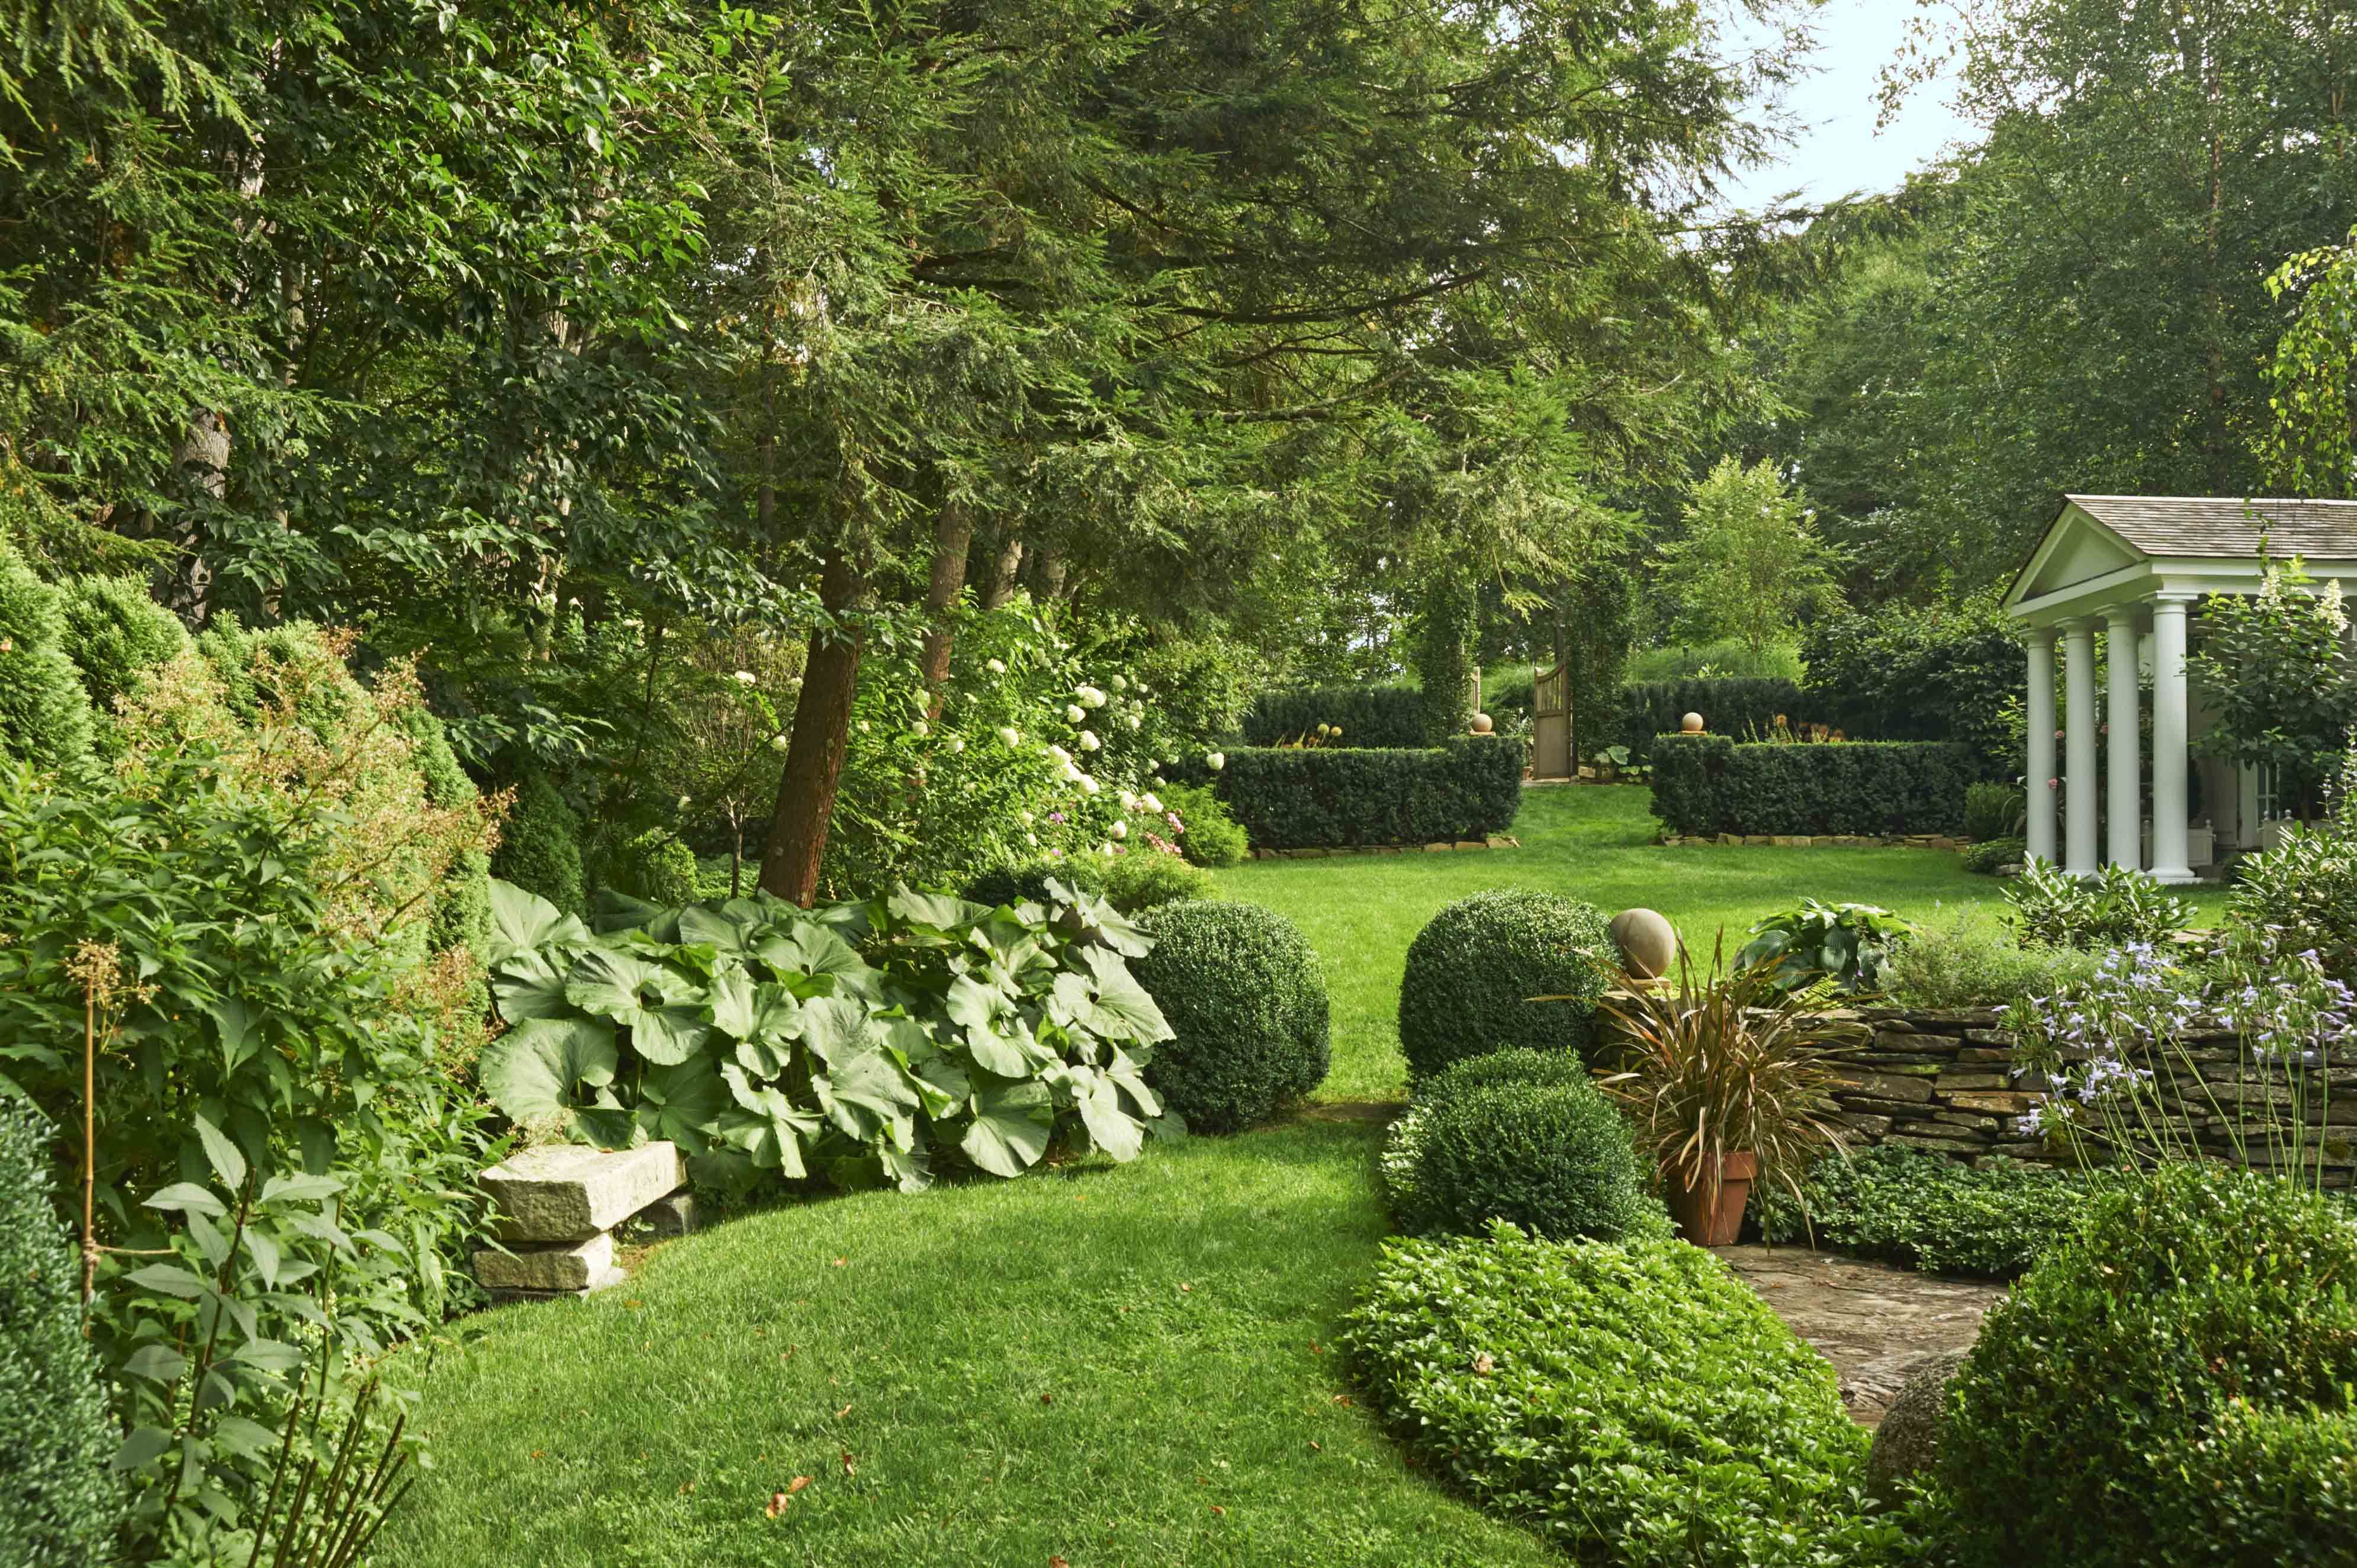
(1221, 784, 2226, 1102)
(385, 784, 2221, 1564)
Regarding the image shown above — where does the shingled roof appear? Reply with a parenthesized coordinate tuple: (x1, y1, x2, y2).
(2067, 494, 2357, 559)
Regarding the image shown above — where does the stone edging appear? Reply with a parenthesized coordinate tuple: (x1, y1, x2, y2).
(1249, 835, 1520, 860)
(1656, 833, 1969, 851)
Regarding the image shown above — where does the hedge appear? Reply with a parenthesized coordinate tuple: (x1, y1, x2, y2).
(1239, 685, 1425, 748)
(1649, 734, 1973, 837)
(1217, 736, 1522, 848)
(1615, 678, 1812, 765)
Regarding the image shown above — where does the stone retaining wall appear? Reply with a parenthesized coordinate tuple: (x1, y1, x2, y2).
(1657, 833, 1969, 851)
(1816, 1007, 2357, 1184)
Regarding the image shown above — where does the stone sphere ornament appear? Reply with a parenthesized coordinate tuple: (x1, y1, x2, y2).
(1607, 907, 1678, 981)
(1680, 712, 1705, 733)
(1470, 712, 1494, 735)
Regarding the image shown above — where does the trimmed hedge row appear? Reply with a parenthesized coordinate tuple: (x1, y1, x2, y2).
(1239, 685, 1425, 748)
(1217, 737, 1522, 849)
(1649, 734, 1973, 837)
(1616, 678, 1812, 765)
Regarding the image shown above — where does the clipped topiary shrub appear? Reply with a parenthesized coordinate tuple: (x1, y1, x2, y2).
(56, 572, 186, 718)
(1383, 1076, 1667, 1242)
(0, 1105, 121, 1565)
(491, 771, 587, 916)
(0, 541, 95, 767)
(1132, 899, 1329, 1133)
(588, 825, 701, 907)
(1342, 1226, 1879, 1567)
(1397, 890, 1615, 1083)
(1943, 1163, 2357, 1567)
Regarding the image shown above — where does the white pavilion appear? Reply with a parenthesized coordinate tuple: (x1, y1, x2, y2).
(2003, 495, 2357, 883)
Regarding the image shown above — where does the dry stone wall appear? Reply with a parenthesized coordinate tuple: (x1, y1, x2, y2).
(1816, 1006, 2357, 1185)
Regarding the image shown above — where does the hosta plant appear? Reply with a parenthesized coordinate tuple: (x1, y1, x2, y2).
(1734, 898, 1914, 995)
(478, 878, 1173, 1196)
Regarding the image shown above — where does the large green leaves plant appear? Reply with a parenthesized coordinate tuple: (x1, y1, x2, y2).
(479, 878, 1173, 1196)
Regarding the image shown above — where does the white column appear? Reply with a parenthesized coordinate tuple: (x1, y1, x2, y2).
(2104, 608, 2142, 868)
(2025, 629, 2057, 864)
(2063, 619, 2100, 875)
(2149, 594, 2196, 883)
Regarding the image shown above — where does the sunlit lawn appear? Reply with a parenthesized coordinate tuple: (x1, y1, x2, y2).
(1214, 784, 2227, 1102)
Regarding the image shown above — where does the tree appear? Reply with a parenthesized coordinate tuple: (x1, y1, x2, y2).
(2260, 226, 2357, 498)
(2188, 558, 2357, 821)
(1655, 458, 1842, 657)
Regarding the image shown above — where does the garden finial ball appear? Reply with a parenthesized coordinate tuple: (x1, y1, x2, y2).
(1680, 712, 1705, 733)
(1607, 908, 1678, 980)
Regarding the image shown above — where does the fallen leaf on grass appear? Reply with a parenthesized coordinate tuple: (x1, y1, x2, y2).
(1052, 1559, 1070, 1567)
(1330, 1395, 1353, 1406)
(1210, 1505, 1226, 1517)
(1308, 1441, 1321, 1452)
(766, 1493, 790, 1519)
(831, 1257, 848, 1268)
(679, 1481, 696, 1495)
(835, 1403, 853, 1418)
(1178, 1282, 1192, 1293)
(840, 1451, 856, 1476)
(1038, 1392, 1053, 1405)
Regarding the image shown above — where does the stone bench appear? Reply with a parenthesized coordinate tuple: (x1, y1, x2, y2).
(475, 1142, 697, 1301)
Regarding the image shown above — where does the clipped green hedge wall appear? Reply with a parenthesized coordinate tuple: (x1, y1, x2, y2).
(1240, 685, 1426, 748)
(1648, 734, 1973, 837)
(1217, 737, 1521, 849)
(1616, 678, 1811, 765)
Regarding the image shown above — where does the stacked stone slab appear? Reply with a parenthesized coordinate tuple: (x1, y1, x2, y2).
(475, 1142, 694, 1300)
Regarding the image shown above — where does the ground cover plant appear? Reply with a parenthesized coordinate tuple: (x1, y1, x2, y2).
(1755, 1147, 2095, 1279)
(1340, 1225, 1906, 1568)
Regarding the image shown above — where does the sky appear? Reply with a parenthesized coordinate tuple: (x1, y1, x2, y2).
(1715, 0, 1982, 213)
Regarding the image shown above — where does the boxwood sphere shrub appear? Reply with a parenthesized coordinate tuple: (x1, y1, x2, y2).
(1417, 1045, 1594, 1100)
(1385, 1076, 1667, 1242)
(1943, 1163, 2357, 1567)
(1132, 899, 1329, 1132)
(491, 771, 587, 916)
(0, 1106, 120, 1565)
(1101, 849, 1213, 914)
(1398, 889, 1615, 1082)
(1342, 1226, 1876, 1568)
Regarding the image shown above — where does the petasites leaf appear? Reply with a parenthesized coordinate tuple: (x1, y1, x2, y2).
(1072, 1070, 1146, 1163)
(480, 1017, 619, 1128)
(490, 878, 591, 956)
(564, 945, 665, 1026)
(812, 1047, 921, 1146)
(960, 1076, 1054, 1178)
(1079, 946, 1174, 1043)
(489, 946, 571, 1022)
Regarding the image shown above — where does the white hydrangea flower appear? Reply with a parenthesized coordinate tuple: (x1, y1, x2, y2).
(949, 736, 965, 754)
(986, 658, 1007, 675)
(676, 794, 692, 811)
(1110, 674, 1128, 693)
(1065, 703, 1087, 724)
(1142, 791, 1163, 813)
(857, 719, 871, 733)
(1078, 730, 1100, 752)
(1025, 831, 1038, 846)
(1099, 841, 1117, 857)
(1111, 820, 1128, 841)
(1079, 772, 1100, 795)
(1126, 711, 1141, 730)
(1119, 789, 1139, 810)
(1047, 743, 1072, 765)
(1020, 809, 1035, 825)
(998, 726, 1022, 747)
(770, 733, 790, 753)
(1206, 751, 1226, 771)
(732, 669, 757, 685)
(2327, 578, 2349, 635)
(912, 720, 929, 738)
(1079, 685, 1107, 709)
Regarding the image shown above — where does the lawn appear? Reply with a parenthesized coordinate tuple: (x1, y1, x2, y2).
(1223, 784, 2226, 1102)
(383, 784, 2223, 1565)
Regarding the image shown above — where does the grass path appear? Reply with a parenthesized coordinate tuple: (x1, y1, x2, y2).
(381, 1120, 1559, 1567)
(385, 784, 2223, 1564)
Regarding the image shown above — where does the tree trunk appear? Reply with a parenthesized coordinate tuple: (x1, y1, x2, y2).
(918, 501, 975, 699)
(758, 548, 867, 905)
(981, 532, 1024, 609)
(1037, 546, 1069, 602)
(161, 410, 229, 625)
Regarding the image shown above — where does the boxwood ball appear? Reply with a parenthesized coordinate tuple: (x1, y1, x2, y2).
(1397, 890, 1616, 1082)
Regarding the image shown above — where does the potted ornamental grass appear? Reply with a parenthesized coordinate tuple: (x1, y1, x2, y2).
(1598, 935, 1847, 1246)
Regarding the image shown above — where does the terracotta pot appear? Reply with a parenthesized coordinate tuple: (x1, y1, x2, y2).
(1666, 1151, 1758, 1247)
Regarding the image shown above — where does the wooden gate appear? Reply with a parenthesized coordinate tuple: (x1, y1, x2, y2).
(1531, 661, 1571, 780)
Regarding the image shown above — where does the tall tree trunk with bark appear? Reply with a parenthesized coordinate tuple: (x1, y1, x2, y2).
(918, 500, 975, 701)
(759, 547, 868, 904)
(981, 532, 1024, 608)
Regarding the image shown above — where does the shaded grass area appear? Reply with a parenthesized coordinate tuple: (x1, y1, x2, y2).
(383, 1120, 1560, 1568)
(1216, 784, 2233, 1103)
